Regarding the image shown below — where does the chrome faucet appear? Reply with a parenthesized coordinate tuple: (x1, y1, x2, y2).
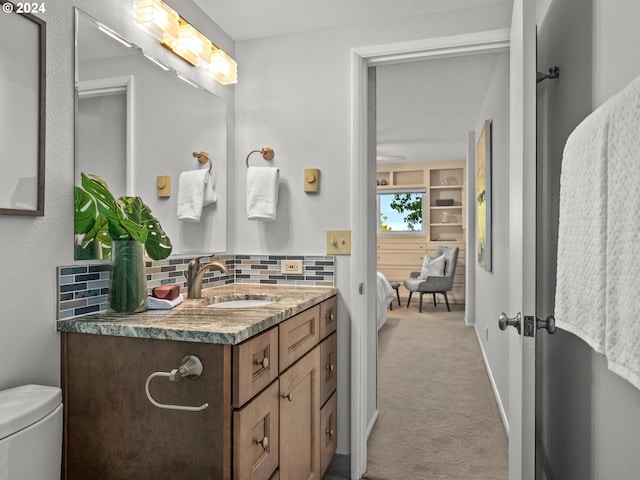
(185, 255, 229, 298)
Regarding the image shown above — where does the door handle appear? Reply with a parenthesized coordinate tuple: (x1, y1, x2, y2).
(536, 315, 556, 334)
(498, 312, 521, 334)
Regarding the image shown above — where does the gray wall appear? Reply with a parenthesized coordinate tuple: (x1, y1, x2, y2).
(536, 0, 640, 478)
(472, 52, 512, 430)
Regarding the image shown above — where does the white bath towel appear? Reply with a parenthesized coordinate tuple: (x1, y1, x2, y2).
(604, 74, 640, 391)
(554, 101, 611, 355)
(177, 170, 215, 222)
(146, 294, 184, 310)
(247, 166, 279, 221)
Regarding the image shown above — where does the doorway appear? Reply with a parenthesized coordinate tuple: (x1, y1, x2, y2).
(349, 29, 513, 479)
(366, 49, 510, 478)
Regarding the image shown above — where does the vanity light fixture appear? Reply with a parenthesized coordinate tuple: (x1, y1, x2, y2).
(134, 0, 179, 43)
(133, 0, 238, 85)
(98, 23, 133, 48)
(209, 48, 237, 85)
(176, 73, 199, 89)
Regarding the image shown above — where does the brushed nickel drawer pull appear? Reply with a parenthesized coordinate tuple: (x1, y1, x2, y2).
(325, 311, 335, 323)
(255, 357, 269, 369)
(325, 363, 335, 372)
(255, 436, 269, 450)
(283, 392, 294, 402)
(326, 428, 334, 437)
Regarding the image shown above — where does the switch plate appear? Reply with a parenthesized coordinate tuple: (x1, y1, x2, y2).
(281, 259, 303, 274)
(157, 175, 171, 197)
(326, 230, 351, 255)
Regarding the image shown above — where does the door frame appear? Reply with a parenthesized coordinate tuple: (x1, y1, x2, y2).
(350, 29, 512, 480)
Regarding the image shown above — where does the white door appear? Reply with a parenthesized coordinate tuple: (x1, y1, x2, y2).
(504, 1, 537, 479)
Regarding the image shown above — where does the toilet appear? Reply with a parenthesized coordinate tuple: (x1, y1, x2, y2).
(0, 385, 62, 480)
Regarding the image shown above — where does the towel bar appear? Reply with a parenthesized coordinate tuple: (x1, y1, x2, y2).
(193, 151, 212, 172)
(246, 147, 275, 168)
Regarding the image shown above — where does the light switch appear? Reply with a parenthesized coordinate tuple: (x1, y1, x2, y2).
(326, 230, 351, 255)
(304, 168, 320, 193)
(157, 176, 171, 197)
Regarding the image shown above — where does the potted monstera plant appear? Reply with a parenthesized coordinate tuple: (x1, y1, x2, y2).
(75, 173, 172, 313)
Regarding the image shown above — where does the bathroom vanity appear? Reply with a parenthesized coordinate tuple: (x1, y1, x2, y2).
(58, 284, 338, 480)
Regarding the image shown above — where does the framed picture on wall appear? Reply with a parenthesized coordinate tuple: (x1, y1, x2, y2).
(0, 1, 46, 216)
(477, 119, 492, 271)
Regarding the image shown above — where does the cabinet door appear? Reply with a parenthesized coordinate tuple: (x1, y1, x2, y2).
(234, 380, 280, 480)
(233, 326, 279, 408)
(320, 392, 337, 478)
(320, 332, 337, 407)
(279, 305, 320, 372)
(279, 346, 320, 480)
(319, 296, 337, 340)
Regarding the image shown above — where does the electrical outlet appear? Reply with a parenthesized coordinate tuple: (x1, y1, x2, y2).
(281, 259, 303, 274)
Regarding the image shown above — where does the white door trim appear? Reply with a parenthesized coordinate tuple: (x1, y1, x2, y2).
(350, 28, 511, 480)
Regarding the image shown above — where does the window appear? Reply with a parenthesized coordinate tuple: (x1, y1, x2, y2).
(377, 190, 426, 235)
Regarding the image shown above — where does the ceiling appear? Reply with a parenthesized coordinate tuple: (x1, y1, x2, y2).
(193, 0, 510, 42)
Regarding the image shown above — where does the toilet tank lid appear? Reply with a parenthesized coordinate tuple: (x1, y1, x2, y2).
(0, 384, 62, 441)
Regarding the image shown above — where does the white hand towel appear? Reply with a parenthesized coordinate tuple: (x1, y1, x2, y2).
(146, 294, 184, 310)
(554, 100, 611, 355)
(204, 171, 217, 206)
(177, 170, 209, 222)
(605, 74, 640, 390)
(247, 166, 279, 221)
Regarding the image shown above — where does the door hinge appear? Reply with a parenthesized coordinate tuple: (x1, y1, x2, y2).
(523, 316, 535, 337)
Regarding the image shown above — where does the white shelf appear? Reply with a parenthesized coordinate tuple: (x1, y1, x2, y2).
(430, 223, 463, 227)
(429, 185, 464, 190)
(429, 205, 462, 210)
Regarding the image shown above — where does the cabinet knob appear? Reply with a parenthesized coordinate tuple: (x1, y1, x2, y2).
(326, 428, 334, 437)
(325, 363, 335, 372)
(255, 436, 269, 450)
(255, 357, 269, 369)
(283, 392, 294, 402)
(326, 311, 335, 323)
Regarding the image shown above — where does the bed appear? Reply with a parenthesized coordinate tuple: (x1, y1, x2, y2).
(376, 271, 395, 329)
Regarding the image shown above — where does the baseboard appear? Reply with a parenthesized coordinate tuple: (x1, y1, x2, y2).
(473, 325, 509, 436)
(325, 453, 350, 478)
(366, 409, 379, 439)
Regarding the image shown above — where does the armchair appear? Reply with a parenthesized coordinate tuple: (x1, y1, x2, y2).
(404, 246, 459, 312)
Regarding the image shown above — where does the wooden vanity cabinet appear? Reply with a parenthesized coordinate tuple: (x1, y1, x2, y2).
(61, 295, 337, 480)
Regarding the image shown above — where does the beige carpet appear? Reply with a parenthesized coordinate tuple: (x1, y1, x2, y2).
(364, 305, 508, 480)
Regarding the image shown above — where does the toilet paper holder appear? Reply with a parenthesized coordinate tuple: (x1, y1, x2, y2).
(144, 355, 209, 412)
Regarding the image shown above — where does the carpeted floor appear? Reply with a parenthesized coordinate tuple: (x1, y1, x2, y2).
(364, 304, 508, 480)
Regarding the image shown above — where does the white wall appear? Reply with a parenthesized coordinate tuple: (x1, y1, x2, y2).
(0, 0, 233, 389)
(234, 4, 512, 455)
(472, 52, 511, 428)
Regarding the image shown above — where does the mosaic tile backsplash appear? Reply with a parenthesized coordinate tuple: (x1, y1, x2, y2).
(57, 254, 335, 320)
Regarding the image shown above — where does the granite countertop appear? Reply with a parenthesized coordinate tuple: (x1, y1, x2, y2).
(56, 284, 338, 345)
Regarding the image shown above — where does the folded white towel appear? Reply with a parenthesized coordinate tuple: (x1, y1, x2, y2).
(554, 101, 611, 355)
(605, 74, 640, 390)
(247, 166, 279, 221)
(177, 170, 215, 222)
(146, 294, 184, 310)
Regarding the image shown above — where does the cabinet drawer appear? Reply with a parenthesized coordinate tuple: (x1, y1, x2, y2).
(320, 391, 337, 478)
(279, 305, 320, 372)
(234, 380, 280, 480)
(233, 327, 279, 408)
(320, 332, 337, 407)
(319, 296, 337, 340)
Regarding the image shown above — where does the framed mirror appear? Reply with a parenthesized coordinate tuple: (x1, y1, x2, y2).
(0, 1, 46, 216)
(74, 9, 227, 260)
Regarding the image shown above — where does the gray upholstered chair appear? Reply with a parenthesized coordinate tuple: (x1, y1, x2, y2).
(404, 246, 459, 312)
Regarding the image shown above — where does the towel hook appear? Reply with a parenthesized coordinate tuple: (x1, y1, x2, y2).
(193, 151, 212, 173)
(246, 147, 275, 168)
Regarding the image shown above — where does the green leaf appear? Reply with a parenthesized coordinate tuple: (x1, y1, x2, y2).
(139, 200, 172, 260)
(74, 186, 97, 235)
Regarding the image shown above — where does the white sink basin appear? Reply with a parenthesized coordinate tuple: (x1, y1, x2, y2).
(205, 294, 281, 309)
